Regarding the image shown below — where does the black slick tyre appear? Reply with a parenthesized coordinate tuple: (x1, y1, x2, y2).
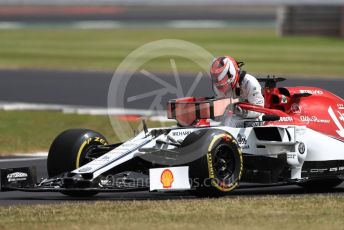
(47, 129, 108, 197)
(190, 131, 243, 197)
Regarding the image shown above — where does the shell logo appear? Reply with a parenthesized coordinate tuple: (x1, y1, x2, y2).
(160, 169, 174, 188)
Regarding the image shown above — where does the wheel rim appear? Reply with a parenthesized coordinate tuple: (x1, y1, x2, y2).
(213, 145, 235, 183)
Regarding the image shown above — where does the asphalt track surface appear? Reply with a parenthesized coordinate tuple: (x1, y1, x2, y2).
(1, 156, 344, 206)
(0, 6, 276, 23)
(0, 69, 344, 110)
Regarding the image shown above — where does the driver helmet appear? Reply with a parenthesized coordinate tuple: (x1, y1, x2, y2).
(210, 56, 240, 94)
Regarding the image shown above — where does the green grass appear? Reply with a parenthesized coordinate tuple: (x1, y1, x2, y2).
(0, 195, 344, 230)
(0, 28, 344, 77)
(0, 110, 169, 154)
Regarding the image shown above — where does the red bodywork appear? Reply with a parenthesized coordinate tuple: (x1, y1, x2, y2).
(259, 86, 344, 141)
(167, 85, 344, 141)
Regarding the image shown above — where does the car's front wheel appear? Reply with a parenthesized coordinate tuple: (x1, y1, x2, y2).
(47, 129, 108, 196)
(189, 131, 243, 197)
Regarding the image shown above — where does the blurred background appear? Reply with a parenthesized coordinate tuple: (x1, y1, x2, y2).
(0, 0, 343, 153)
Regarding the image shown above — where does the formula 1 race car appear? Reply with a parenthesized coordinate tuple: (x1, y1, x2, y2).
(1, 77, 344, 197)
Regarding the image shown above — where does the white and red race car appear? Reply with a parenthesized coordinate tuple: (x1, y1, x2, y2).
(1, 77, 344, 197)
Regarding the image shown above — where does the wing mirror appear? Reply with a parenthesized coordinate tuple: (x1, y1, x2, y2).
(262, 114, 280, 122)
(293, 93, 312, 98)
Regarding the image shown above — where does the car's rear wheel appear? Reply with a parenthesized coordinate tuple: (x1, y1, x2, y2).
(190, 132, 243, 197)
(48, 129, 108, 197)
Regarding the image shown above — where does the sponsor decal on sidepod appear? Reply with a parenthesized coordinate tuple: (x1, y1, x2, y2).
(299, 89, 323, 95)
(149, 167, 190, 191)
(171, 131, 192, 136)
(160, 169, 174, 188)
(236, 133, 249, 150)
(300, 116, 330, 124)
(279, 117, 293, 122)
(7, 172, 28, 182)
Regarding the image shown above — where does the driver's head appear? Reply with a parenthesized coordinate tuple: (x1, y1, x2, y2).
(210, 56, 239, 94)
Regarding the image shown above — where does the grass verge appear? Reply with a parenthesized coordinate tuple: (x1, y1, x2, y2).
(0, 28, 344, 77)
(0, 195, 344, 230)
(0, 110, 168, 154)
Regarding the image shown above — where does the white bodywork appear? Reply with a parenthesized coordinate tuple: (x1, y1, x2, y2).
(73, 122, 344, 183)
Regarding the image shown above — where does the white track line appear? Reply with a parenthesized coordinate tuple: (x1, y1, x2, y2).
(0, 157, 47, 163)
(0, 20, 243, 30)
(12, 152, 48, 157)
(0, 102, 171, 156)
(0, 101, 164, 115)
(0, 102, 170, 121)
(0, 1, 340, 6)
